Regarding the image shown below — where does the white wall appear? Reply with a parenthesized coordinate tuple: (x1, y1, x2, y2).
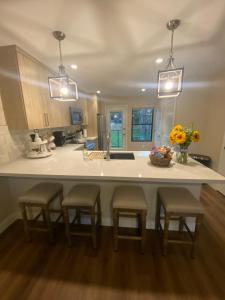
(174, 88, 210, 155)
(202, 80, 225, 170)
(173, 79, 225, 171)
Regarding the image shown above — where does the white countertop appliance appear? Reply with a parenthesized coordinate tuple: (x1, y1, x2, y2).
(27, 132, 52, 159)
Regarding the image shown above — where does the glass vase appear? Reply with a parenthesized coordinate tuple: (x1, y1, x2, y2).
(176, 145, 189, 164)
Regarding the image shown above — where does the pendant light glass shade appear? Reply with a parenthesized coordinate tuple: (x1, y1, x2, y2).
(158, 67, 183, 98)
(48, 75, 78, 101)
(157, 19, 183, 99)
(48, 31, 78, 101)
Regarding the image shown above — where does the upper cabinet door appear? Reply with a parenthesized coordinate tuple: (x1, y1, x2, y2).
(17, 51, 46, 129)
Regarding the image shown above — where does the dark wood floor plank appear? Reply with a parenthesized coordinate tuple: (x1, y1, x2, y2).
(0, 184, 225, 300)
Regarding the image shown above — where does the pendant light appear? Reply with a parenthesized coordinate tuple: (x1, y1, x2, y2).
(157, 19, 183, 99)
(48, 31, 78, 101)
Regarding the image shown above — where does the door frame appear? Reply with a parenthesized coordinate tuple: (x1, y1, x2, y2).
(215, 132, 225, 195)
(105, 105, 128, 150)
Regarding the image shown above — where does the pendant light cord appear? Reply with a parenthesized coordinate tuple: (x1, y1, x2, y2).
(170, 29, 174, 58)
(167, 28, 175, 69)
(58, 40, 63, 66)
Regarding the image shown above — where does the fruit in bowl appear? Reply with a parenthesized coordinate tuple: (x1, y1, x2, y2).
(149, 146, 172, 167)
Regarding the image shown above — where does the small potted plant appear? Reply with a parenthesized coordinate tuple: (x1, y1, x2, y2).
(169, 124, 200, 164)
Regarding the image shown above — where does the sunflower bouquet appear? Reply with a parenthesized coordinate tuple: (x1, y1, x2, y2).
(169, 124, 200, 164)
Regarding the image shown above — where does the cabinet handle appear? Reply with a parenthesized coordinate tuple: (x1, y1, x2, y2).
(44, 113, 49, 127)
(47, 113, 49, 126)
(43, 113, 47, 127)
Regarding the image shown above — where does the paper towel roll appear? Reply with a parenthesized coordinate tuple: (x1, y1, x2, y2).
(83, 129, 87, 138)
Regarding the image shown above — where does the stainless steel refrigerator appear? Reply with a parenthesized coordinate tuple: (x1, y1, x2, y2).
(97, 113, 107, 150)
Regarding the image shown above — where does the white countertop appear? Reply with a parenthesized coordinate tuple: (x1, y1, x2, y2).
(0, 144, 224, 184)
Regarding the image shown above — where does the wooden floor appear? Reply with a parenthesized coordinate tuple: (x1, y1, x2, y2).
(0, 185, 225, 300)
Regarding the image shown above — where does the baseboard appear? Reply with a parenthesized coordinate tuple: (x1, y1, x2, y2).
(0, 211, 19, 234)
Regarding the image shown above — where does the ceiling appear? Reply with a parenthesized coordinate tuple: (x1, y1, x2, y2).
(0, 0, 225, 97)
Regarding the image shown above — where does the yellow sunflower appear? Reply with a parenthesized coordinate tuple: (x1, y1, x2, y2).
(169, 132, 176, 145)
(192, 130, 200, 142)
(175, 132, 186, 144)
(173, 124, 183, 132)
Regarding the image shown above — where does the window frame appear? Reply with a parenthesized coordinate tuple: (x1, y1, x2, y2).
(131, 107, 154, 142)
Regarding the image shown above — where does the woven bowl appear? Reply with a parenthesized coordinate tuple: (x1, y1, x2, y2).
(149, 154, 172, 167)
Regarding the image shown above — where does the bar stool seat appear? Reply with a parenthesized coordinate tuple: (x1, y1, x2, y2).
(158, 187, 203, 214)
(113, 186, 147, 210)
(112, 186, 147, 253)
(156, 187, 204, 258)
(62, 184, 101, 249)
(18, 183, 63, 205)
(62, 185, 99, 207)
(18, 182, 63, 242)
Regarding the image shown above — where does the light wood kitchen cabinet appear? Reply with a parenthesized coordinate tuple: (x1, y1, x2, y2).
(0, 45, 76, 130)
(87, 95, 98, 136)
(0, 95, 6, 126)
(16, 50, 47, 129)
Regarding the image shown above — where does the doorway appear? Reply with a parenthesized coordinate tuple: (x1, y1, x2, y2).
(106, 105, 128, 150)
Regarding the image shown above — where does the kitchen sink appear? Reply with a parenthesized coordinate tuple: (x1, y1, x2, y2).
(109, 152, 135, 160)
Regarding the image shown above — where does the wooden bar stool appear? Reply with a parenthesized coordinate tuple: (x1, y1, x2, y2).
(112, 186, 147, 253)
(155, 187, 204, 258)
(62, 184, 101, 249)
(18, 182, 63, 242)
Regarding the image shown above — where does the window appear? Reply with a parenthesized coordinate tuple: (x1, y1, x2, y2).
(131, 108, 154, 142)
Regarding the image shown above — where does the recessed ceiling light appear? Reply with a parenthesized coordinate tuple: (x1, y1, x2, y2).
(141, 88, 146, 92)
(96, 90, 101, 94)
(156, 58, 163, 64)
(70, 64, 78, 69)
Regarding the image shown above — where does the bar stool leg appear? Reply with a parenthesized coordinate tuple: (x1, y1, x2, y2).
(155, 198, 161, 231)
(44, 205, 54, 243)
(91, 207, 97, 249)
(137, 213, 141, 235)
(63, 207, 72, 247)
(76, 208, 81, 225)
(179, 216, 185, 233)
(20, 204, 31, 242)
(163, 213, 170, 256)
(42, 208, 47, 225)
(191, 215, 202, 259)
(113, 208, 119, 251)
(97, 194, 102, 226)
(141, 210, 147, 254)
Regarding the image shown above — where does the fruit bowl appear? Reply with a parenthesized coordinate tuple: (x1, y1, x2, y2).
(149, 146, 172, 167)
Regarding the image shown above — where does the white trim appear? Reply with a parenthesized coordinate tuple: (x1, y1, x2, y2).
(218, 132, 225, 173)
(213, 132, 225, 195)
(0, 211, 19, 234)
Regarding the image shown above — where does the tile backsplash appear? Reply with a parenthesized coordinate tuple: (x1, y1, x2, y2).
(0, 126, 26, 164)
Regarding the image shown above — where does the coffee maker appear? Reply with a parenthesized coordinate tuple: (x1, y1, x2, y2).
(53, 131, 66, 147)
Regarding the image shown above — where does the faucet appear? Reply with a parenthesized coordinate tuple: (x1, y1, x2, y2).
(105, 133, 111, 161)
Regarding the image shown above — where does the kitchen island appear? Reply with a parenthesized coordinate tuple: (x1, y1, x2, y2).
(0, 145, 224, 230)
